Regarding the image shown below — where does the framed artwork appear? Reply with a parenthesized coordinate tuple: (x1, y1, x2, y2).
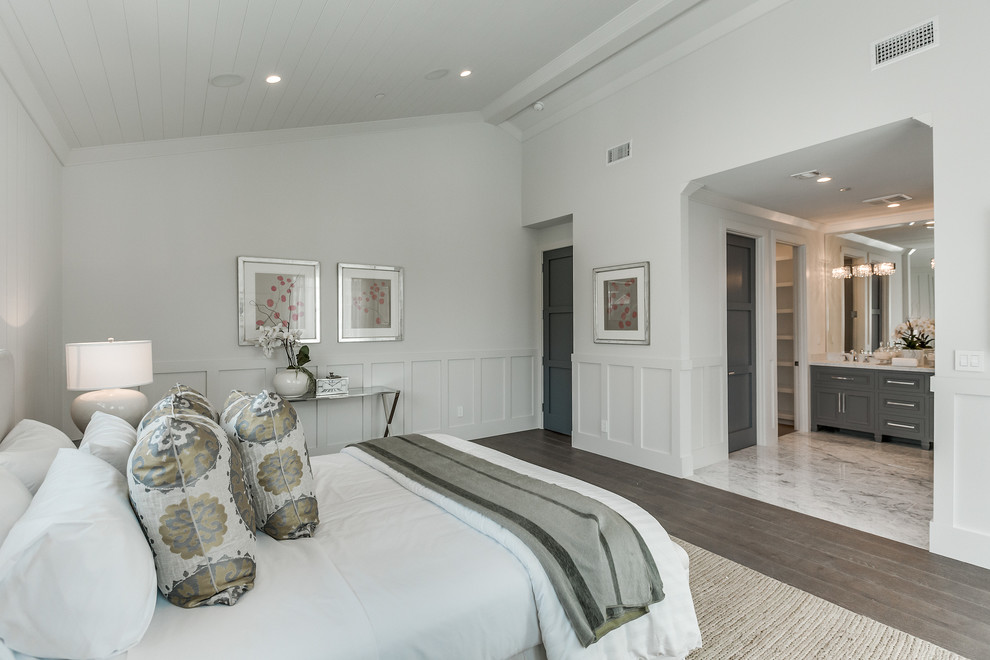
(238, 256, 321, 345)
(338, 263, 404, 342)
(593, 261, 649, 344)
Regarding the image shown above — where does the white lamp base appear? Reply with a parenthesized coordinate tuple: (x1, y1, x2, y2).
(71, 388, 150, 433)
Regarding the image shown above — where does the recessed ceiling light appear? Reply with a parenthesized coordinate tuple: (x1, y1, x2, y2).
(459, 70, 471, 77)
(374, 93, 386, 100)
(887, 202, 900, 208)
(209, 73, 244, 88)
(839, 187, 851, 192)
(789, 169, 821, 180)
(266, 75, 281, 84)
(424, 69, 449, 80)
(816, 176, 832, 183)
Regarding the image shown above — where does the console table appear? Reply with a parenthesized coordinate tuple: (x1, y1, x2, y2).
(287, 386, 400, 437)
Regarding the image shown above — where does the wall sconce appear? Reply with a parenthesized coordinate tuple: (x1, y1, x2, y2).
(852, 264, 875, 278)
(873, 262, 896, 276)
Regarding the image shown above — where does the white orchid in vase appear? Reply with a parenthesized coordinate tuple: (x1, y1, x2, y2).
(253, 276, 315, 392)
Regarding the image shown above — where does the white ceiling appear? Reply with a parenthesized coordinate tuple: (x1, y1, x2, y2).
(696, 118, 934, 232)
(0, 0, 778, 151)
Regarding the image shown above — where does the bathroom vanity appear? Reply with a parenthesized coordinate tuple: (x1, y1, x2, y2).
(810, 361, 934, 449)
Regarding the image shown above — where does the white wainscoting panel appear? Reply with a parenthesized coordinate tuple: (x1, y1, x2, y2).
(606, 364, 635, 445)
(576, 361, 602, 437)
(448, 358, 475, 429)
(930, 376, 990, 570)
(510, 355, 535, 419)
(410, 360, 442, 433)
(141, 349, 538, 454)
(641, 367, 673, 454)
(573, 354, 721, 477)
(481, 357, 506, 423)
(691, 360, 728, 470)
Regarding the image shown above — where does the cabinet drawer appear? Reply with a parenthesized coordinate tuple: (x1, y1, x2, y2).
(878, 415, 926, 442)
(813, 367, 874, 390)
(878, 372, 927, 395)
(879, 393, 926, 418)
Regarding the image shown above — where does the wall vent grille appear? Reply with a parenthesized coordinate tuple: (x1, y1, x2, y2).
(607, 141, 631, 165)
(873, 18, 937, 69)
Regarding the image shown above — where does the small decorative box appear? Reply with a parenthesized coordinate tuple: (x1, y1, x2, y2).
(316, 375, 349, 397)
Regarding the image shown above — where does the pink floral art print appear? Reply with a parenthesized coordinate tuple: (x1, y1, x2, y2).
(604, 277, 638, 331)
(254, 273, 306, 330)
(351, 278, 391, 329)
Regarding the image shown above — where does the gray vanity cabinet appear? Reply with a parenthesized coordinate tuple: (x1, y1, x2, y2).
(811, 367, 876, 435)
(811, 365, 933, 448)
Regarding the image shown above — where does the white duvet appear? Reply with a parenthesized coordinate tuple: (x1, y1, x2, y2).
(12, 434, 700, 660)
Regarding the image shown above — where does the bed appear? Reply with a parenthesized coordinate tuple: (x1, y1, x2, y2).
(0, 349, 701, 660)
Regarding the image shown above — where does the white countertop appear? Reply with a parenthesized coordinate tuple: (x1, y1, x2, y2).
(809, 359, 934, 374)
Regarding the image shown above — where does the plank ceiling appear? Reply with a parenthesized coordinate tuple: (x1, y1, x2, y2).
(0, 0, 641, 149)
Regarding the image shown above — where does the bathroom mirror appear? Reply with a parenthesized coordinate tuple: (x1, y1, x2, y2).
(825, 221, 934, 354)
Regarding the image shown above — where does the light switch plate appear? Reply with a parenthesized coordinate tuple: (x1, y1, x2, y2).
(955, 350, 985, 372)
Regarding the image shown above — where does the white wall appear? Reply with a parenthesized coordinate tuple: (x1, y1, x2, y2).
(61, 120, 539, 447)
(522, 0, 990, 568)
(0, 69, 62, 426)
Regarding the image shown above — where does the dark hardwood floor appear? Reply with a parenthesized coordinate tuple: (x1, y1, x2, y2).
(473, 429, 990, 659)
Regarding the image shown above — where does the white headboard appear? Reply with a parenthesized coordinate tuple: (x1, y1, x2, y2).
(0, 350, 13, 439)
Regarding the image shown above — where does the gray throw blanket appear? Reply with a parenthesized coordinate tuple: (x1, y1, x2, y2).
(348, 434, 664, 647)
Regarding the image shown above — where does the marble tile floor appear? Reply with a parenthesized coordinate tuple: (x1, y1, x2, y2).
(689, 430, 933, 548)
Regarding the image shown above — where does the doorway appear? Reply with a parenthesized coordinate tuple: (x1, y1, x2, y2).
(726, 233, 756, 452)
(542, 246, 572, 435)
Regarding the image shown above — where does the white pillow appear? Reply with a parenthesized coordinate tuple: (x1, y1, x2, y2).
(79, 411, 137, 475)
(0, 467, 31, 546)
(0, 419, 75, 494)
(0, 449, 157, 659)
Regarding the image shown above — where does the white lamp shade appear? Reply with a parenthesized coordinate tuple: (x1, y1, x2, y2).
(65, 340, 153, 391)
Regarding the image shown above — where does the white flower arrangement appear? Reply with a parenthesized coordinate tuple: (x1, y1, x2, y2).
(893, 317, 934, 349)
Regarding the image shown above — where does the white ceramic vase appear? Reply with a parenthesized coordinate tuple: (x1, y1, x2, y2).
(272, 369, 309, 398)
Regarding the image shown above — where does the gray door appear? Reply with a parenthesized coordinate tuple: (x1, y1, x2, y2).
(543, 246, 572, 435)
(726, 234, 757, 452)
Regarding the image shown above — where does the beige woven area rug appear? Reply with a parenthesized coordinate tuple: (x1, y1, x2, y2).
(674, 538, 964, 659)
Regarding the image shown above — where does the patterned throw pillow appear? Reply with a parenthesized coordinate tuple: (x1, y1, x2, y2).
(137, 384, 219, 433)
(229, 391, 319, 540)
(220, 390, 252, 439)
(128, 413, 257, 608)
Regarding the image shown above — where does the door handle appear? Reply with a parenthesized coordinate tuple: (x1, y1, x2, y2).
(839, 392, 844, 414)
(727, 371, 736, 376)
(887, 401, 917, 408)
(885, 380, 915, 386)
(831, 376, 854, 381)
(886, 421, 917, 430)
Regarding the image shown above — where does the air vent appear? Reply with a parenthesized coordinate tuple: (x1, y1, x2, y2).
(606, 141, 631, 165)
(862, 193, 913, 206)
(789, 169, 821, 180)
(873, 18, 937, 69)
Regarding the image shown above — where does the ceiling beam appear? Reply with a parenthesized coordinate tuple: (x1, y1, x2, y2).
(481, 0, 704, 126)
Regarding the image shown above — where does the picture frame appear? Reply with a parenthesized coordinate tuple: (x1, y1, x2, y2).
(593, 261, 649, 344)
(338, 263, 404, 342)
(238, 256, 320, 346)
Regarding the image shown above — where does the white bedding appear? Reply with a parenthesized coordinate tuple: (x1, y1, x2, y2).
(8, 433, 700, 660)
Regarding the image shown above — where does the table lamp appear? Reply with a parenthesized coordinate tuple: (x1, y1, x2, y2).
(66, 338, 153, 432)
